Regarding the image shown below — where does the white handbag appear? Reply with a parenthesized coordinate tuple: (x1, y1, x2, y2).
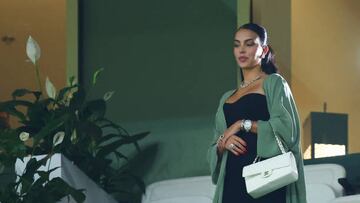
(242, 135, 298, 198)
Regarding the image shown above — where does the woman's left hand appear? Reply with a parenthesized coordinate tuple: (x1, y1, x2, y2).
(217, 120, 242, 153)
(224, 135, 247, 156)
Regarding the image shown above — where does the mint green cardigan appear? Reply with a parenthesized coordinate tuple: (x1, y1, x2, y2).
(207, 74, 307, 203)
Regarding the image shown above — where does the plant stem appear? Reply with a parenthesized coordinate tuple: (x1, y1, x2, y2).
(35, 63, 43, 95)
(47, 150, 54, 172)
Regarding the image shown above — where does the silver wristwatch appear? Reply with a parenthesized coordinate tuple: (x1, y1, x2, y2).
(242, 120, 252, 132)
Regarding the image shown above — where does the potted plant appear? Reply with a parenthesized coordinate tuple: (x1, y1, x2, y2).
(0, 36, 149, 203)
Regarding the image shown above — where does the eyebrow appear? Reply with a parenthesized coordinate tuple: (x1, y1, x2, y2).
(234, 38, 256, 43)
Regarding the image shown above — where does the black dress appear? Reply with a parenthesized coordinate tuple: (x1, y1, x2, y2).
(222, 93, 286, 203)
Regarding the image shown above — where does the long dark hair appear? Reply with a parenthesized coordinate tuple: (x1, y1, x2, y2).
(237, 23, 278, 74)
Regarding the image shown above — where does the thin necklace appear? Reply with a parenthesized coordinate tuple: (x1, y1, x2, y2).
(239, 75, 261, 89)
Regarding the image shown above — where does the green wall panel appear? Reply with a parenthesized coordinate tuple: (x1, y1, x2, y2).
(79, 0, 237, 186)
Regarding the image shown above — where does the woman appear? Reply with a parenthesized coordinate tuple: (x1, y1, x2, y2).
(207, 23, 307, 203)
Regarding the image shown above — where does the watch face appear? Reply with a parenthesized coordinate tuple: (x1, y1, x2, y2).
(244, 120, 251, 130)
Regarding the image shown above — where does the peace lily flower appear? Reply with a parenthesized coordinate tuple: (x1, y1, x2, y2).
(103, 91, 115, 101)
(70, 130, 77, 144)
(53, 131, 65, 147)
(19, 132, 30, 142)
(45, 77, 56, 99)
(26, 36, 41, 65)
(26, 36, 43, 93)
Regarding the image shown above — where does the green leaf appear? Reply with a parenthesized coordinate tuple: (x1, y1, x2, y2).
(27, 101, 50, 127)
(3, 106, 27, 122)
(98, 133, 119, 144)
(11, 88, 33, 98)
(31, 173, 48, 189)
(96, 118, 129, 135)
(83, 99, 106, 121)
(44, 177, 86, 203)
(127, 131, 150, 142)
(96, 132, 149, 158)
(19, 157, 48, 194)
(57, 85, 78, 102)
(23, 157, 48, 176)
(69, 86, 86, 110)
(0, 100, 33, 110)
(69, 188, 86, 203)
(33, 114, 69, 146)
(0, 100, 34, 122)
(33, 91, 42, 101)
(92, 67, 104, 85)
(128, 132, 150, 152)
(37, 170, 51, 181)
(78, 121, 102, 141)
(12, 90, 42, 101)
(96, 139, 129, 158)
(128, 173, 146, 193)
(114, 151, 129, 161)
(97, 118, 120, 128)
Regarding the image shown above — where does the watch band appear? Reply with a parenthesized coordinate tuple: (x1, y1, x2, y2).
(240, 119, 244, 130)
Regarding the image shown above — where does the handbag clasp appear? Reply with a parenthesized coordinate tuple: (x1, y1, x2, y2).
(262, 170, 273, 178)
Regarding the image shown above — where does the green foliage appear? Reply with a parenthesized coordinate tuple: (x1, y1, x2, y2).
(0, 75, 149, 202)
(0, 37, 149, 203)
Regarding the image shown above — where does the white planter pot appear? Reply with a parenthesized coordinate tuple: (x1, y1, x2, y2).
(15, 153, 117, 203)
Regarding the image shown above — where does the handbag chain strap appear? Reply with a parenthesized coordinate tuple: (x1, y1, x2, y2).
(253, 135, 287, 164)
(275, 135, 286, 154)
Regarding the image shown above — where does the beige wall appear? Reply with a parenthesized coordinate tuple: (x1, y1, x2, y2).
(250, 0, 360, 154)
(292, 0, 360, 153)
(0, 0, 66, 102)
(252, 0, 291, 82)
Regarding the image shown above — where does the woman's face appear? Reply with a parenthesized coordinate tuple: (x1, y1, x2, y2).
(233, 29, 266, 69)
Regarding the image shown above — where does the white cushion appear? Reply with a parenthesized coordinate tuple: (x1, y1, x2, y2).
(331, 194, 360, 203)
(304, 163, 346, 197)
(142, 176, 215, 203)
(306, 183, 336, 203)
(143, 196, 212, 203)
(142, 164, 349, 203)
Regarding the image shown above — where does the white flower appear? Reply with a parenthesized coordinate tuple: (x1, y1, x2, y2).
(53, 131, 65, 147)
(19, 132, 30, 141)
(103, 91, 115, 101)
(70, 130, 77, 144)
(45, 77, 57, 99)
(26, 36, 41, 64)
